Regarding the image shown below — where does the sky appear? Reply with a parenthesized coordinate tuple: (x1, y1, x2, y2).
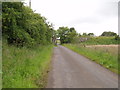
(24, 0, 119, 36)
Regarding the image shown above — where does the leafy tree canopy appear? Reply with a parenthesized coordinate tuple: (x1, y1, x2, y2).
(57, 27, 77, 44)
(101, 31, 117, 36)
(2, 2, 54, 47)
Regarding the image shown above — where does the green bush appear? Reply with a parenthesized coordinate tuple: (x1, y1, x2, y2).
(2, 2, 53, 47)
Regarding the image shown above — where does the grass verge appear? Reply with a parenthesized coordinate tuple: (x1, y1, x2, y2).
(80, 36, 120, 45)
(63, 44, 119, 74)
(3, 43, 53, 88)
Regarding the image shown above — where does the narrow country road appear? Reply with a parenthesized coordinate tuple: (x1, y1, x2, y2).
(47, 45, 118, 88)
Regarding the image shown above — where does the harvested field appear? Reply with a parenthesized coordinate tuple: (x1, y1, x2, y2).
(86, 45, 119, 56)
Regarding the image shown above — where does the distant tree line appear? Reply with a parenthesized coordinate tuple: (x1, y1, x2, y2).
(56, 28, 120, 44)
(101, 31, 120, 40)
(2, 2, 54, 47)
(101, 31, 117, 36)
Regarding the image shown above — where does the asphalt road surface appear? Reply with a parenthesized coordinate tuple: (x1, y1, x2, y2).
(47, 45, 118, 88)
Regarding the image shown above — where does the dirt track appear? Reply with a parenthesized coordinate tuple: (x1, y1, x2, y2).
(47, 45, 118, 88)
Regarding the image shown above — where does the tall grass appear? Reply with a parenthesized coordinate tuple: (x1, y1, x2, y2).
(63, 44, 119, 74)
(3, 42, 53, 88)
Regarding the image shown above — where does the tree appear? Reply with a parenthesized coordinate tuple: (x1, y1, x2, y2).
(101, 31, 117, 36)
(78, 33, 81, 37)
(115, 35, 120, 40)
(82, 33, 88, 36)
(68, 27, 77, 43)
(57, 27, 77, 44)
(88, 33, 94, 36)
(2, 2, 54, 47)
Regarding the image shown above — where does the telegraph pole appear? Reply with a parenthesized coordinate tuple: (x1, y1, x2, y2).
(29, 0, 31, 8)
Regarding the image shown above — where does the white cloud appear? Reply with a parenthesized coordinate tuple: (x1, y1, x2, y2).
(25, 0, 119, 36)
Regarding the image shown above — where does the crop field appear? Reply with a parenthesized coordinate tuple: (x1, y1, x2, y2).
(63, 44, 119, 74)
